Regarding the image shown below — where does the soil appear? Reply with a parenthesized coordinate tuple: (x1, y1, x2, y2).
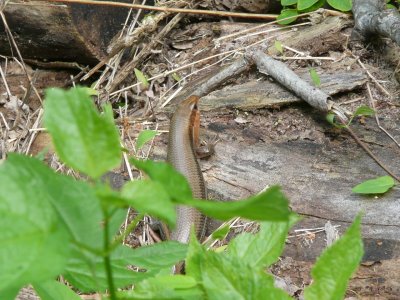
(2, 10, 400, 300)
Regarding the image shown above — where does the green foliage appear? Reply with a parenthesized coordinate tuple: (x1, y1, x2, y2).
(353, 105, 375, 117)
(305, 215, 363, 300)
(44, 87, 121, 179)
(134, 68, 149, 90)
(1, 87, 364, 299)
(279, 0, 352, 24)
(172, 72, 182, 82)
(0, 154, 71, 292)
(33, 280, 82, 300)
(122, 180, 176, 227)
(327, 0, 352, 11)
(186, 236, 293, 300)
(211, 224, 230, 240)
(352, 176, 395, 194)
(298, 0, 320, 11)
(118, 275, 204, 299)
(277, 9, 299, 25)
(326, 105, 375, 128)
(275, 40, 284, 54)
(309, 68, 321, 86)
(226, 214, 300, 268)
(135, 129, 158, 151)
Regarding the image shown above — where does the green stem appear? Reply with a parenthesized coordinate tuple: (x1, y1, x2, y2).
(103, 209, 117, 300)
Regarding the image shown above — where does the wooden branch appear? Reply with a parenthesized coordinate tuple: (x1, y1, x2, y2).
(353, 0, 400, 46)
(45, 0, 278, 20)
(247, 50, 330, 111)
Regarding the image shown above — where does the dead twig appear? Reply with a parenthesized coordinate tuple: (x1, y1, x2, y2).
(106, 11, 185, 92)
(366, 82, 400, 149)
(248, 50, 330, 112)
(44, 0, 277, 21)
(353, 53, 391, 97)
(336, 116, 400, 183)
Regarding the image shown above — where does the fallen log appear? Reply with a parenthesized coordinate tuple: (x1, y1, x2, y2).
(0, 0, 133, 65)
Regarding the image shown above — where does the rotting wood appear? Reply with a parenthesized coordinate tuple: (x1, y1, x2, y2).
(268, 15, 353, 56)
(198, 69, 367, 112)
(166, 16, 353, 110)
(0, 0, 132, 64)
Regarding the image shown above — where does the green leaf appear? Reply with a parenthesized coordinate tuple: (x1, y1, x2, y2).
(34, 146, 49, 161)
(65, 245, 154, 292)
(119, 241, 188, 269)
(131, 159, 193, 201)
(274, 41, 284, 54)
(134, 68, 150, 89)
(309, 68, 321, 86)
(172, 72, 181, 82)
(1, 288, 19, 300)
(122, 180, 176, 227)
(65, 242, 187, 292)
(281, 0, 297, 5)
(44, 87, 121, 179)
(327, 0, 352, 11)
(352, 176, 395, 194)
(353, 105, 375, 117)
(298, 0, 325, 12)
(81, 86, 98, 96)
(304, 215, 363, 300)
(326, 112, 336, 125)
(118, 275, 204, 300)
(326, 112, 347, 129)
(226, 214, 300, 268)
(297, 0, 319, 10)
(186, 236, 292, 300)
(136, 129, 158, 151)
(180, 186, 292, 222)
(0, 154, 70, 293)
(277, 9, 299, 25)
(33, 280, 81, 300)
(211, 224, 230, 240)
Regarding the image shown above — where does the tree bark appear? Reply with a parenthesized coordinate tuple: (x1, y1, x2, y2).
(0, 0, 134, 65)
(352, 0, 400, 46)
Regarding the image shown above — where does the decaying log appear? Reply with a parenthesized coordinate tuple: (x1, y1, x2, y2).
(0, 0, 133, 64)
(169, 16, 353, 109)
(268, 15, 353, 56)
(198, 68, 367, 111)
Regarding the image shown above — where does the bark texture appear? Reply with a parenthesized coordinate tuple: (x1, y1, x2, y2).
(353, 0, 400, 46)
(0, 0, 132, 64)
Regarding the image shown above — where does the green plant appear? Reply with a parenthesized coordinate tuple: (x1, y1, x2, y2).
(326, 105, 375, 128)
(309, 68, 321, 86)
(0, 87, 363, 299)
(278, 0, 352, 24)
(326, 106, 397, 195)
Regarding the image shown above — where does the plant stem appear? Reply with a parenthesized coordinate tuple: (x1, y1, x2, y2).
(103, 209, 117, 300)
(338, 117, 400, 182)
